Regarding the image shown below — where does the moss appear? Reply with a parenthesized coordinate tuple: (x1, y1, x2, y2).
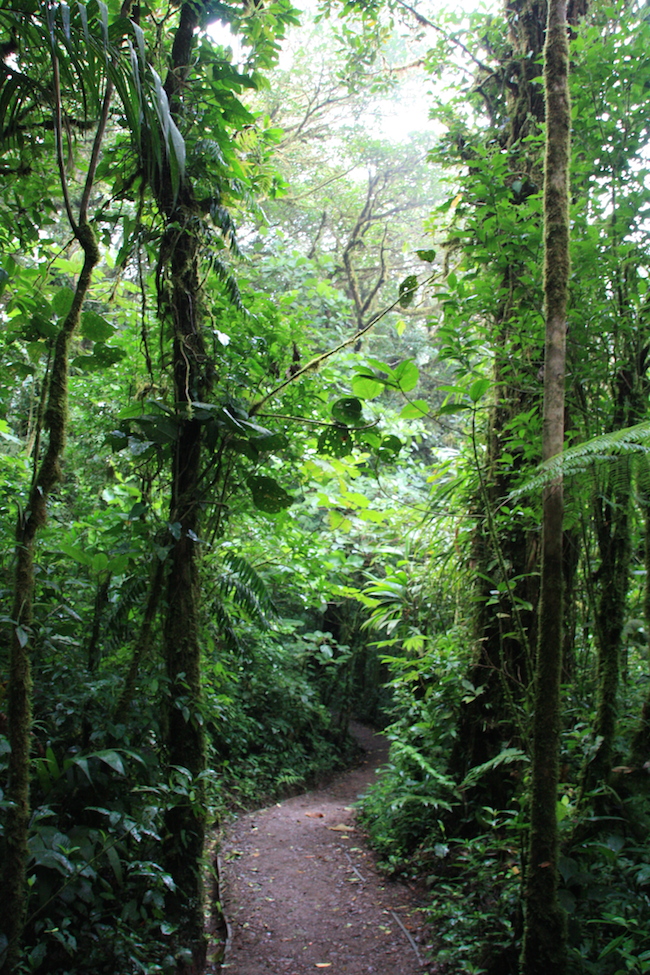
(3, 221, 100, 970)
(521, 0, 571, 971)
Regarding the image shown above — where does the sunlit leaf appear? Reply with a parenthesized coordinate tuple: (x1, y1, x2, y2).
(400, 400, 429, 419)
(469, 377, 491, 403)
(351, 373, 384, 399)
(393, 360, 419, 392)
(318, 426, 353, 457)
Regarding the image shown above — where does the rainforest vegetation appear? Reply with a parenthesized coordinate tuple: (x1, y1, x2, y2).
(1, 0, 650, 971)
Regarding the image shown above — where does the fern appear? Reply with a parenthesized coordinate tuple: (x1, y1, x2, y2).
(389, 793, 454, 813)
(102, 573, 149, 652)
(391, 741, 460, 796)
(512, 420, 650, 497)
(209, 553, 277, 649)
(459, 747, 528, 791)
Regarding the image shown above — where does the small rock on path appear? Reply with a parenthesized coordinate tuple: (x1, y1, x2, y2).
(217, 723, 431, 975)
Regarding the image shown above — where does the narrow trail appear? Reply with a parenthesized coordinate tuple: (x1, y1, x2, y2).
(216, 723, 431, 975)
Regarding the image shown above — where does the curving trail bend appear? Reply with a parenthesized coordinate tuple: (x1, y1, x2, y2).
(215, 723, 431, 975)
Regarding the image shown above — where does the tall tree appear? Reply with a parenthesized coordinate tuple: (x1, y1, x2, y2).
(522, 0, 570, 968)
(1, 5, 123, 964)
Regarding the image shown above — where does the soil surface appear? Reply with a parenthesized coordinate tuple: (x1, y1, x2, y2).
(215, 723, 431, 975)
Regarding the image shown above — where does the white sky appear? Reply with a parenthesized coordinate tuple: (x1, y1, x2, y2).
(208, 0, 501, 143)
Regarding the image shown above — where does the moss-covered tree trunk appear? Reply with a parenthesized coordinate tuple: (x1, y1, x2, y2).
(160, 233, 209, 968)
(521, 0, 570, 969)
(583, 471, 631, 788)
(153, 5, 212, 969)
(116, 557, 165, 717)
(628, 488, 650, 770)
(2, 223, 101, 972)
(1, 10, 125, 959)
(449, 0, 548, 800)
(581, 341, 647, 794)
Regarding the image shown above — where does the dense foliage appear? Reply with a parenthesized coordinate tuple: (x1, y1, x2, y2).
(2, 0, 650, 972)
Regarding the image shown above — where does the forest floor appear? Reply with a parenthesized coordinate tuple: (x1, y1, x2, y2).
(210, 723, 433, 975)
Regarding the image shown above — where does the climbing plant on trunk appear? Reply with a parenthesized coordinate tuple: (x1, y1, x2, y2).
(1, 5, 122, 964)
(521, 0, 570, 969)
(143, 2, 298, 965)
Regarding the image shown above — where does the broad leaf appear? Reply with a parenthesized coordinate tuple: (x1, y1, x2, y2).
(400, 400, 429, 419)
(393, 360, 419, 393)
(318, 426, 354, 457)
(331, 397, 364, 426)
(248, 475, 294, 513)
(398, 274, 418, 308)
(351, 372, 384, 399)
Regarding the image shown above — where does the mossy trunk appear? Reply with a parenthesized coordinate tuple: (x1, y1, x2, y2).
(116, 557, 165, 717)
(561, 529, 580, 680)
(521, 0, 570, 969)
(154, 5, 212, 968)
(162, 413, 207, 965)
(582, 475, 631, 792)
(627, 496, 650, 771)
(160, 232, 208, 962)
(2, 224, 100, 973)
(449, 0, 548, 800)
(87, 572, 112, 673)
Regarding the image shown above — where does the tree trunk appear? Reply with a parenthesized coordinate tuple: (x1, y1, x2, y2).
(449, 0, 548, 799)
(521, 0, 570, 969)
(2, 223, 100, 973)
(153, 5, 213, 968)
(584, 473, 631, 789)
(617, 472, 650, 787)
(116, 557, 165, 717)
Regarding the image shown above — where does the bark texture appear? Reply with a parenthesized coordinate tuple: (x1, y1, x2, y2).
(3, 223, 100, 973)
(449, 0, 548, 799)
(521, 0, 570, 970)
(154, 4, 212, 968)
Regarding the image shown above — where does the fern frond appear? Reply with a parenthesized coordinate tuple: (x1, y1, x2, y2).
(211, 602, 239, 652)
(391, 741, 459, 795)
(103, 573, 150, 652)
(459, 747, 528, 791)
(511, 420, 650, 497)
(389, 794, 454, 812)
(209, 253, 244, 311)
(212, 553, 277, 631)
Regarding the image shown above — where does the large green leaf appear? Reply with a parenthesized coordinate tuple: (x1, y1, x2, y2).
(351, 372, 384, 399)
(81, 310, 115, 341)
(318, 426, 354, 457)
(331, 397, 364, 426)
(400, 400, 429, 419)
(393, 360, 419, 393)
(248, 475, 294, 513)
(398, 274, 418, 308)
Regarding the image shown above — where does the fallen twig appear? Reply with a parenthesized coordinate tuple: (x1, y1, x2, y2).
(390, 910, 423, 966)
(344, 851, 366, 882)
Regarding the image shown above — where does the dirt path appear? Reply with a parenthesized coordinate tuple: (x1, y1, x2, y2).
(215, 723, 431, 975)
